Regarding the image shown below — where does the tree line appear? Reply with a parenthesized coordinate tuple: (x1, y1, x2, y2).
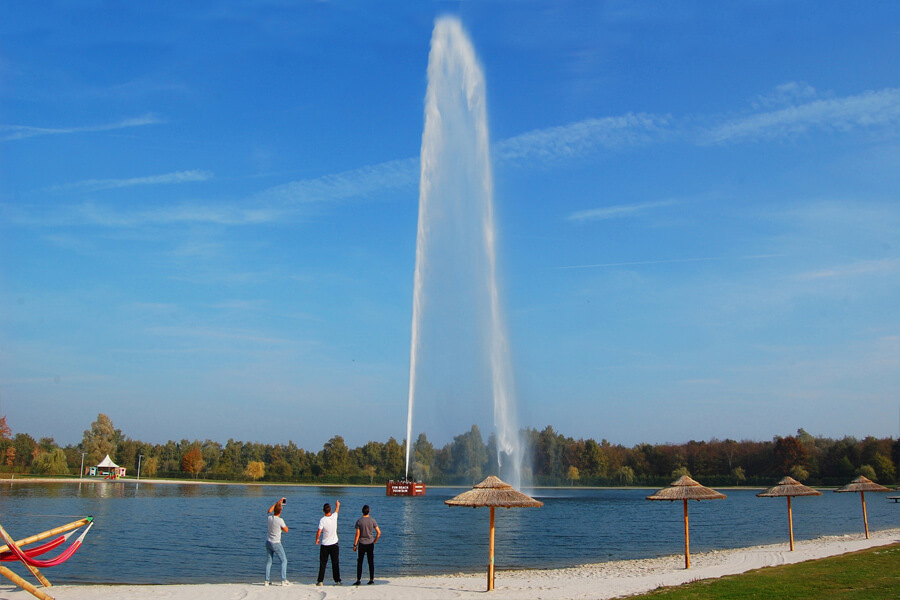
(1, 414, 897, 487)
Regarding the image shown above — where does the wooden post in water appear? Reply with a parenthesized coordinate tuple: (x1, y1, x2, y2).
(861, 491, 869, 539)
(683, 499, 690, 569)
(787, 496, 794, 551)
(487, 506, 496, 590)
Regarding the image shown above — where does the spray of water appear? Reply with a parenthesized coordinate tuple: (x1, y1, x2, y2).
(404, 17, 523, 489)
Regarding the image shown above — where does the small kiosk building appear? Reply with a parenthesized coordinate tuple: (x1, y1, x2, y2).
(88, 455, 126, 479)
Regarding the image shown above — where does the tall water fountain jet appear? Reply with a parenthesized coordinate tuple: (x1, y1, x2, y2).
(405, 17, 524, 489)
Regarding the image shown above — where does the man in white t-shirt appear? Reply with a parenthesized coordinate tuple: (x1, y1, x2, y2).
(265, 498, 291, 586)
(315, 499, 341, 585)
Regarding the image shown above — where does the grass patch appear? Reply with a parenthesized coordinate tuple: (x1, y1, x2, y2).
(633, 544, 900, 600)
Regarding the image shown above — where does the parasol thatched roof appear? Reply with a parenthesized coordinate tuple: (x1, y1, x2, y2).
(646, 475, 726, 501)
(757, 476, 823, 498)
(445, 476, 543, 508)
(834, 475, 890, 493)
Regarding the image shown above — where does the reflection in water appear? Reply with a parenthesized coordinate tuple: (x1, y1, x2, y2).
(398, 497, 419, 568)
(0, 483, 895, 584)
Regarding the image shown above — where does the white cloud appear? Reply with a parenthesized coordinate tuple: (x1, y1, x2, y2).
(567, 199, 679, 222)
(0, 113, 165, 142)
(146, 325, 294, 345)
(496, 113, 671, 163)
(702, 87, 900, 144)
(50, 170, 213, 192)
(751, 81, 818, 109)
(253, 157, 419, 205)
(794, 258, 900, 281)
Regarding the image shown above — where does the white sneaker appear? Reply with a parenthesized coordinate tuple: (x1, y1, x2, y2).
(264, 581, 270, 586)
(282, 580, 292, 586)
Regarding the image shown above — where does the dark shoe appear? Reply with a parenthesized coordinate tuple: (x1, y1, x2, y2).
(368, 580, 375, 585)
(335, 581, 342, 586)
(353, 581, 361, 586)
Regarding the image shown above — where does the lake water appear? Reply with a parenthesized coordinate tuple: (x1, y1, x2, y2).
(1, 481, 897, 584)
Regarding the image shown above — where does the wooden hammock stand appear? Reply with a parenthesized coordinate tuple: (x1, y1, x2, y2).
(0, 517, 93, 600)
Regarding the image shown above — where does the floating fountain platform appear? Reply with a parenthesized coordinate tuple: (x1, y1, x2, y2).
(386, 479, 426, 496)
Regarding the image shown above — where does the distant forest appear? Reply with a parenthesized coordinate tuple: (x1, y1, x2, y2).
(1, 414, 898, 487)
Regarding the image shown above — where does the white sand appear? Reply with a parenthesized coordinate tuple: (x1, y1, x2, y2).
(3, 528, 898, 600)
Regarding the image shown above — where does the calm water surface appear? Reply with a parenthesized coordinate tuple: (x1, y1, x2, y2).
(1, 481, 896, 584)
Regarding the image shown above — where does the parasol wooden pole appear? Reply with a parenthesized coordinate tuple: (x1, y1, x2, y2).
(860, 491, 869, 539)
(683, 499, 690, 569)
(0, 565, 53, 600)
(487, 506, 496, 591)
(0, 518, 91, 555)
(786, 496, 794, 551)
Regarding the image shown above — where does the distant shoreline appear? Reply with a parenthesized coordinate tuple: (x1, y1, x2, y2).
(2, 475, 839, 491)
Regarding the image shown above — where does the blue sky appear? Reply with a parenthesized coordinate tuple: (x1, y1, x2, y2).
(2, 1, 899, 449)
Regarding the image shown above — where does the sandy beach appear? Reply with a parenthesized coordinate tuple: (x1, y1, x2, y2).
(4, 528, 896, 600)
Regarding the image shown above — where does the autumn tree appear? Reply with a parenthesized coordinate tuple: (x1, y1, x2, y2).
(181, 448, 205, 478)
(245, 460, 265, 481)
(773, 436, 808, 476)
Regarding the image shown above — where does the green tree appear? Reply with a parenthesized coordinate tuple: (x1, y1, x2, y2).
(616, 465, 635, 485)
(412, 433, 435, 482)
(450, 425, 488, 483)
(582, 438, 608, 478)
(857, 464, 877, 481)
(382, 437, 405, 478)
(117, 438, 140, 472)
(201, 439, 222, 474)
(789, 464, 810, 481)
(356, 441, 384, 472)
(82, 414, 119, 466)
(32, 449, 70, 475)
(672, 466, 691, 479)
(413, 433, 434, 467)
(12, 433, 37, 468)
(142, 456, 159, 478)
(322, 436, 352, 478)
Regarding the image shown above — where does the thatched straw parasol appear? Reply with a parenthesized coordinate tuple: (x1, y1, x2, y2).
(646, 475, 726, 569)
(446, 476, 543, 591)
(834, 475, 889, 539)
(757, 476, 822, 551)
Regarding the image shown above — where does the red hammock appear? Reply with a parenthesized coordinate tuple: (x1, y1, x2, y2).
(0, 522, 92, 568)
(0, 533, 69, 562)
